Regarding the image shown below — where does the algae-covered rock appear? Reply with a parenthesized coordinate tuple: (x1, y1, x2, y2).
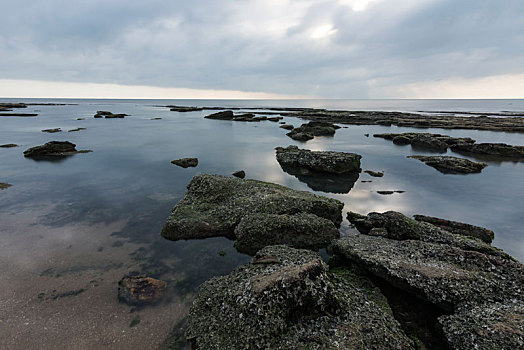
(185, 245, 413, 350)
(234, 213, 339, 255)
(408, 155, 487, 174)
(0, 182, 12, 190)
(414, 214, 494, 243)
(276, 145, 361, 174)
(161, 175, 343, 243)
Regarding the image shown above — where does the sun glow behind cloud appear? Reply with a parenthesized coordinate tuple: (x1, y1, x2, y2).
(310, 24, 338, 39)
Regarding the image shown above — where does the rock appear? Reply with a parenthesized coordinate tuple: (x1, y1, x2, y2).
(286, 121, 338, 141)
(374, 133, 475, 151)
(169, 106, 203, 112)
(204, 110, 234, 120)
(279, 124, 294, 130)
(151, 117, 162, 120)
(23, 141, 79, 158)
(450, 142, 524, 160)
(118, 275, 167, 305)
(0, 183, 12, 190)
(275, 145, 361, 175)
(0, 113, 38, 117)
(408, 155, 487, 174)
(68, 127, 86, 132)
(171, 158, 198, 168)
(94, 111, 127, 118)
(0, 144, 18, 148)
(161, 174, 343, 243)
(287, 131, 313, 141)
(267, 116, 283, 122)
(233, 213, 340, 255)
(185, 245, 413, 350)
(364, 170, 383, 177)
(76, 118, 85, 120)
(42, 128, 62, 133)
(333, 211, 524, 349)
(413, 214, 494, 244)
(376, 190, 404, 195)
(232, 170, 245, 179)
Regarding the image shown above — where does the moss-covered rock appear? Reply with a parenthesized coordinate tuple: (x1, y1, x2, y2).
(234, 213, 339, 255)
(161, 175, 343, 245)
(185, 245, 413, 349)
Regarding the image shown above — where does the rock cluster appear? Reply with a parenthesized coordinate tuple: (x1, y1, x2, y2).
(408, 155, 487, 174)
(185, 245, 413, 349)
(204, 110, 282, 122)
(374, 132, 475, 151)
(337, 210, 524, 349)
(286, 121, 340, 141)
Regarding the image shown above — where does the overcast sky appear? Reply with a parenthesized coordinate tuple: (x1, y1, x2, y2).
(1, 0, 523, 98)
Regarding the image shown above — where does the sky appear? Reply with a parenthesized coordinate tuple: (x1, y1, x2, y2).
(1, 0, 523, 99)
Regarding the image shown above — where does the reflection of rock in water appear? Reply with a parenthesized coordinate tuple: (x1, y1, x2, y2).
(280, 164, 360, 193)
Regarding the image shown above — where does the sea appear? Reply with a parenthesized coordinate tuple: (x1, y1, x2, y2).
(0, 98, 523, 348)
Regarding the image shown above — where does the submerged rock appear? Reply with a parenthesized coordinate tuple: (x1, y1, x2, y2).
(413, 214, 494, 243)
(232, 170, 245, 179)
(118, 275, 167, 305)
(275, 146, 361, 174)
(171, 158, 198, 168)
(233, 213, 339, 255)
(23, 141, 79, 158)
(450, 142, 524, 160)
(336, 211, 524, 348)
(161, 174, 343, 245)
(185, 245, 413, 349)
(286, 121, 339, 141)
(408, 155, 487, 174)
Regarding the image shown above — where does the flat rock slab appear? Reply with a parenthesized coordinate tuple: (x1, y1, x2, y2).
(93, 111, 127, 118)
(374, 132, 475, 152)
(408, 155, 487, 174)
(185, 245, 413, 349)
(414, 214, 494, 243)
(0, 144, 18, 148)
(161, 174, 343, 247)
(364, 170, 383, 177)
(171, 157, 198, 168)
(451, 142, 524, 160)
(118, 275, 167, 305)
(276, 145, 361, 174)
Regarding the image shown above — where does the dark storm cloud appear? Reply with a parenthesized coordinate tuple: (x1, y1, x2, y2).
(1, 0, 523, 97)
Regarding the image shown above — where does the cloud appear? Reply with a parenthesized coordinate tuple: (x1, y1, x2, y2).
(0, 0, 523, 98)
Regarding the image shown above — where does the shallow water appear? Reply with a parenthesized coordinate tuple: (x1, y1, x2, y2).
(1, 99, 523, 348)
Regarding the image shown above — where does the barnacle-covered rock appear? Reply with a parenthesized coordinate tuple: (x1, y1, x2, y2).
(185, 245, 413, 349)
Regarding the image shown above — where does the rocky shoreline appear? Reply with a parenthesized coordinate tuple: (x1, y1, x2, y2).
(162, 174, 524, 349)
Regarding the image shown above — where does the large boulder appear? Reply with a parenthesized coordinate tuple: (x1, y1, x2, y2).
(408, 155, 487, 174)
(275, 146, 361, 174)
(233, 213, 339, 255)
(161, 174, 343, 247)
(185, 245, 413, 349)
(413, 214, 494, 243)
(335, 211, 524, 349)
(450, 142, 524, 160)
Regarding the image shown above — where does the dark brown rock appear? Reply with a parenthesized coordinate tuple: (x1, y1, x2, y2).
(171, 158, 198, 168)
(118, 275, 167, 305)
